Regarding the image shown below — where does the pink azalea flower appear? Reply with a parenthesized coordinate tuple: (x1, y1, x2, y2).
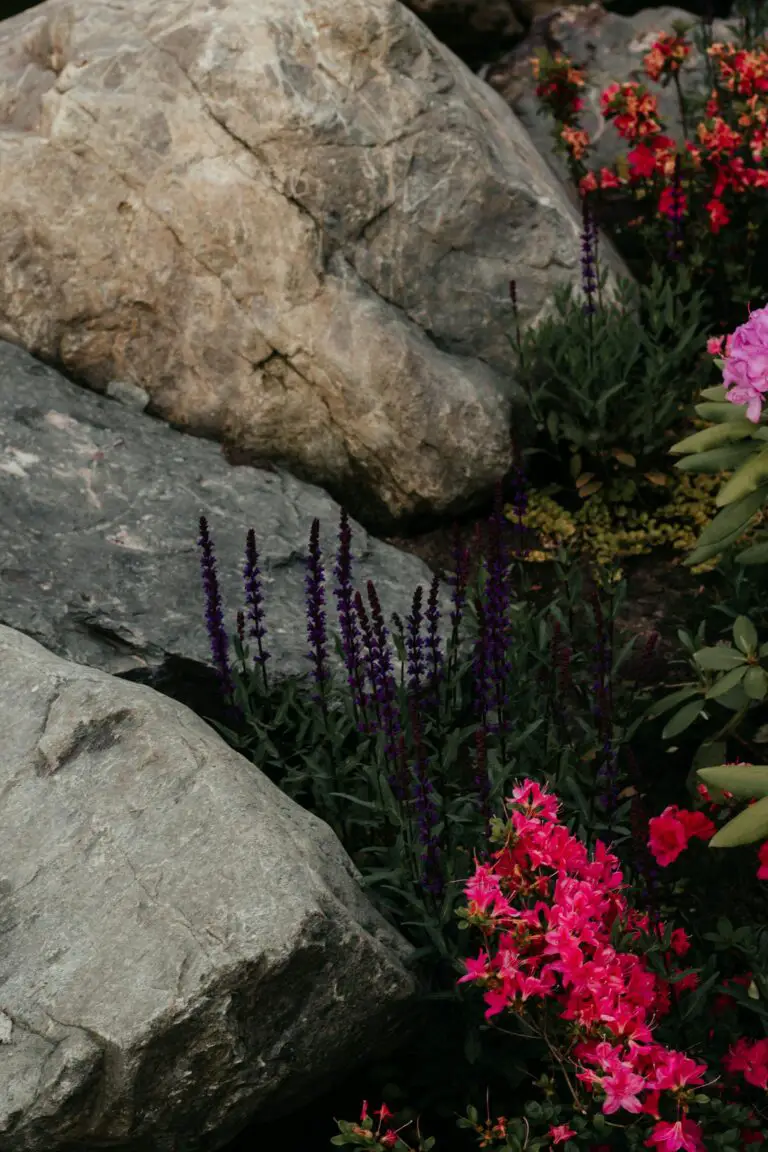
(550, 1123, 576, 1144)
(758, 840, 768, 880)
(645, 1117, 706, 1151)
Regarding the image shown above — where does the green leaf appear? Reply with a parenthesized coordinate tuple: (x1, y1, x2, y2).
(662, 699, 705, 739)
(733, 615, 759, 656)
(744, 666, 768, 700)
(674, 442, 756, 474)
(716, 448, 768, 507)
(694, 646, 747, 671)
(695, 401, 751, 423)
(670, 420, 755, 455)
(699, 384, 728, 401)
(684, 486, 768, 565)
(735, 542, 768, 566)
(705, 665, 748, 698)
(709, 795, 768, 848)
(698, 764, 768, 799)
(644, 685, 700, 718)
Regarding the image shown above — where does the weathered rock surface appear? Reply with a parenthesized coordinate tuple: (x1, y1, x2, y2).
(484, 3, 736, 193)
(0, 623, 417, 1152)
(0, 0, 633, 533)
(0, 340, 471, 712)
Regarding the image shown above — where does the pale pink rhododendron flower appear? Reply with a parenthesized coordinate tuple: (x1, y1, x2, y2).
(712, 303, 768, 422)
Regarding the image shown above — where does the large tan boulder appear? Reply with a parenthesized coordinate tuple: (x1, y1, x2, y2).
(0, 0, 632, 532)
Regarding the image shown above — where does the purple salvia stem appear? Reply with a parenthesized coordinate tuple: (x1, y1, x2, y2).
(408, 695, 443, 896)
(333, 508, 370, 733)
(354, 590, 383, 736)
(198, 515, 236, 703)
(581, 198, 598, 330)
(473, 726, 492, 845)
(479, 488, 513, 738)
(447, 523, 472, 688)
(243, 528, 270, 695)
(365, 580, 405, 768)
(405, 586, 426, 699)
(421, 573, 446, 712)
(305, 518, 330, 716)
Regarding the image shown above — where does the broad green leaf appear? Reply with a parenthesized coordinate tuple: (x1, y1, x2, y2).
(736, 542, 768, 566)
(744, 666, 768, 700)
(699, 384, 727, 402)
(709, 794, 768, 848)
(716, 447, 768, 507)
(670, 420, 755, 455)
(645, 685, 701, 718)
(733, 615, 759, 656)
(700, 764, 768, 801)
(694, 646, 747, 671)
(662, 699, 705, 739)
(706, 665, 748, 698)
(695, 401, 751, 423)
(693, 740, 728, 772)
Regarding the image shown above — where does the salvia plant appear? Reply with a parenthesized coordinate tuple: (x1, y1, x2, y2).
(195, 484, 664, 1107)
(507, 201, 710, 491)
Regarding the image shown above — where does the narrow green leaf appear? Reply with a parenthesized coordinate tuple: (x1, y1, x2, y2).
(709, 795, 768, 848)
(705, 665, 748, 699)
(662, 699, 705, 739)
(695, 401, 751, 423)
(670, 420, 755, 455)
(644, 685, 701, 718)
(735, 542, 768, 566)
(716, 448, 768, 507)
(697, 487, 768, 548)
(674, 442, 756, 474)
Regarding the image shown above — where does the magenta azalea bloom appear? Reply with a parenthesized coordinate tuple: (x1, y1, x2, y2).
(722, 303, 768, 422)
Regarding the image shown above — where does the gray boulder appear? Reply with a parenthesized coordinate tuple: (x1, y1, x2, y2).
(0, 623, 417, 1152)
(0, 339, 468, 704)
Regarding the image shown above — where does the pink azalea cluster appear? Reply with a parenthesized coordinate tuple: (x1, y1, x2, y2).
(707, 301, 768, 422)
(459, 780, 718, 1151)
(649, 783, 768, 880)
(646, 804, 716, 866)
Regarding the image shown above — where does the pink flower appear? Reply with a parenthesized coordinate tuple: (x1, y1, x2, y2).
(601, 1063, 647, 1113)
(648, 808, 690, 866)
(721, 302, 768, 422)
(724, 1037, 768, 1089)
(645, 1117, 706, 1151)
(758, 840, 768, 880)
(550, 1124, 577, 1144)
(647, 806, 715, 867)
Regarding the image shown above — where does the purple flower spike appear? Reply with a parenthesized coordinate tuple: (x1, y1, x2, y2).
(305, 518, 330, 711)
(197, 515, 235, 702)
(243, 528, 271, 693)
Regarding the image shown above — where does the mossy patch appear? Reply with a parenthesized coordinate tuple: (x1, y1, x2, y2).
(505, 470, 768, 580)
